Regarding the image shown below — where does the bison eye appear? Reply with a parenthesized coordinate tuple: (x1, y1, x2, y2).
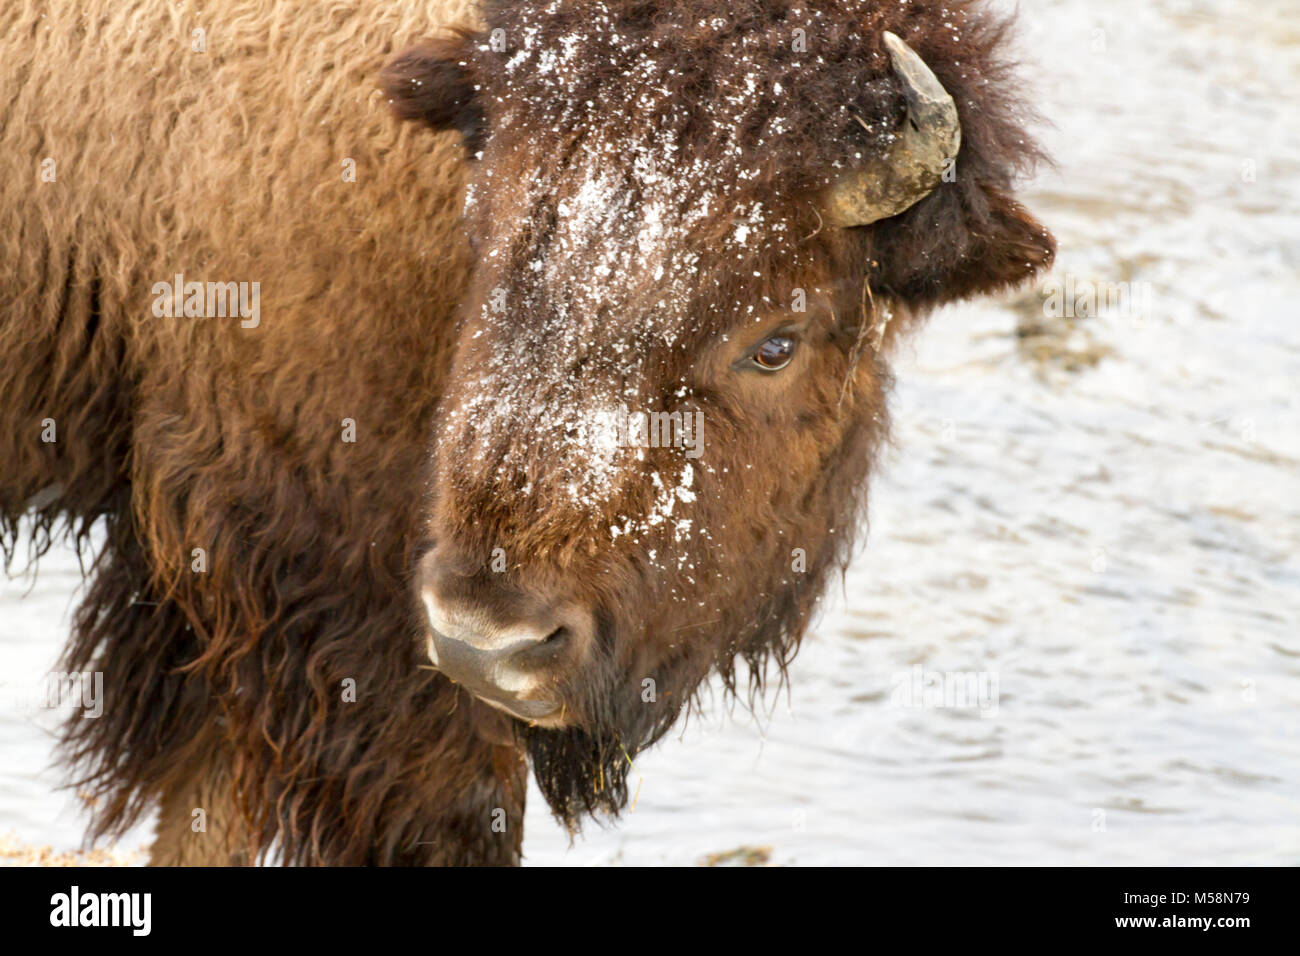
(752, 335, 797, 371)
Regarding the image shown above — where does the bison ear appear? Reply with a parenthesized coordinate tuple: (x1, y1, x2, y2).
(382, 34, 485, 152)
(867, 181, 1056, 311)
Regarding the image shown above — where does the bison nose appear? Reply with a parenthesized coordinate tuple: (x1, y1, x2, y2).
(416, 548, 592, 723)
(427, 623, 568, 717)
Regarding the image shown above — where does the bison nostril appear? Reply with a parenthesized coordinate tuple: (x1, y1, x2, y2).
(510, 625, 570, 669)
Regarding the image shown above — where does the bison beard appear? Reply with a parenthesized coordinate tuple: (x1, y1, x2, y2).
(524, 727, 637, 826)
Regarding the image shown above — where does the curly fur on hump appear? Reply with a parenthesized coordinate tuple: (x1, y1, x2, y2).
(1, 0, 1052, 864)
(0, 0, 529, 866)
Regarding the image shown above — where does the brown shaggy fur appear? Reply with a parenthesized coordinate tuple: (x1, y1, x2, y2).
(0, 0, 1052, 864)
(1, 0, 527, 866)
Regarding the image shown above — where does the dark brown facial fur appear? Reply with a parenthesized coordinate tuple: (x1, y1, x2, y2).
(387, 0, 1055, 826)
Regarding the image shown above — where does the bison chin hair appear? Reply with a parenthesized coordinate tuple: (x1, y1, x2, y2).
(521, 725, 644, 829)
(518, 645, 684, 830)
(517, 580, 818, 830)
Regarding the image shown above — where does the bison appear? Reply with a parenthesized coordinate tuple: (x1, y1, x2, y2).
(0, 0, 1053, 865)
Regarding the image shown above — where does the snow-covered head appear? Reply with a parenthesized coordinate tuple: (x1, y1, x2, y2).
(384, 0, 1054, 824)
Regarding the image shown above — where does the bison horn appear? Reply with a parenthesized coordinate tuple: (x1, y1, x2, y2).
(824, 32, 962, 228)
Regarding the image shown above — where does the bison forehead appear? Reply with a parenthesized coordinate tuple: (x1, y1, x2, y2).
(470, 162, 795, 350)
(475, 0, 905, 160)
(463, 0, 918, 331)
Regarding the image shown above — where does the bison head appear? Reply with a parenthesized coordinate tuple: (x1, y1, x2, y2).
(384, 0, 1054, 824)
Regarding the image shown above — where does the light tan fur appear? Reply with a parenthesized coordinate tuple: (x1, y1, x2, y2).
(149, 733, 250, 866)
(0, 1, 533, 866)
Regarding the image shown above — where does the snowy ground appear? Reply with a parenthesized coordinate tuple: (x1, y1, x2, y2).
(2, 0, 1298, 864)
